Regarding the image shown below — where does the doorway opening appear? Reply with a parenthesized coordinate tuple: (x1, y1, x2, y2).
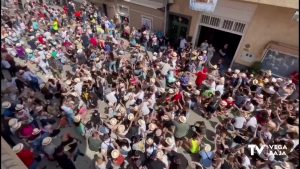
(196, 25, 242, 68)
(167, 13, 190, 49)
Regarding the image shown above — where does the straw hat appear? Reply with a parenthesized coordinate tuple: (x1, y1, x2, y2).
(74, 115, 81, 123)
(133, 105, 139, 111)
(111, 149, 120, 159)
(212, 65, 218, 69)
(77, 49, 83, 53)
(266, 70, 272, 76)
(13, 143, 24, 153)
(149, 123, 157, 131)
(25, 48, 32, 53)
(202, 50, 207, 54)
(263, 78, 269, 83)
(117, 125, 126, 134)
(252, 79, 258, 85)
(179, 116, 187, 123)
(150, 78, 155, 84)
(234, 69, 240, 74)
(227, 97, 234, 102)
(2, 101, 11, 109)
(220, 100, 228, 106)
(118, 107, 126, 114)
(74, 78, 81, 83)
(168, 89, 174, 94)
(35, 106, 43, 113)
(12, 122, 21, 130)
(138, 119, 145, 126)
(171, 52, 177, 57)
(158, 88, 165, 93)
(153, 52, 158, 56)
(42, 137, 52, 146)
(165, 137, 174, 146)
(110, 118, 118, 126)
(65, 80, 71, 85)
(195, 90, 200, 96)
(15, 104, 24, 111)
(16, 43, 21, 47)
(271, 78, 277, 83)
(156, 150, 164, 159)
(32, 128, 41, 135)
(8, 118, 18, 127)
(146, 138, 154, 145)
(204, 144, 212, 152)
(128, 113, 135, 121)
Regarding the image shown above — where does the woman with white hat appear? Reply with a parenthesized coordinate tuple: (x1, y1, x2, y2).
(73, 115, 86, 137)
(199, 143, 215, 168)
(13, 142, 41, 169)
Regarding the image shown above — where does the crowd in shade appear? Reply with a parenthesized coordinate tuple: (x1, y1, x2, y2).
(1, 0, 299, 169)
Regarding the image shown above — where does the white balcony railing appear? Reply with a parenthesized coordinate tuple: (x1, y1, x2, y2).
(189, 0, 218, 13)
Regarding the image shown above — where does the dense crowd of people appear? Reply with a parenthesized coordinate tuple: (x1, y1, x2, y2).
(1, 0, 299, 169)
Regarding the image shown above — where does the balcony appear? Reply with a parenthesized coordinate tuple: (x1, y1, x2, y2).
(189, 0, 218, 13)
(1, 137, 27, 169)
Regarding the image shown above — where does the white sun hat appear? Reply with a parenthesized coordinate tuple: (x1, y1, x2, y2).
(111, 149, 120, 159)
(65, 80, 72, 85)
(110, 118, 118, 126)
(74, 78, 81, 83)
(204, 144, 212, 152)
(263, 78, 269, 83)
(8, 118, 18, 127)
(128, 113, 135, 121)
(220, 100, 228, 106)
(42, 137, 52, 146)
(195, 90, 200, 96)
(234, 69, 240, 74)
(146, 138, 154, 145)
(15, 104, 24, 111)
(156, 150, 164, 159)
(11, 122, 22, 130)
(168, 89, 174, 94)
(179, 116, 187, 123)
(117, 125, 126, 134)
(2, 101, 11, 109)
(149, 123, 157, 131)
(13, 143, 24, 153)
(165, 137, 174, 146)
(138, 119, 145, 126)
(227, 97, 234, 102)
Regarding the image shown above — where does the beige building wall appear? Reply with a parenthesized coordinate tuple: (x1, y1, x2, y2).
(235, 4, 299, 66)
(89, 0, 165, 32)
(169, 0, 200, 37)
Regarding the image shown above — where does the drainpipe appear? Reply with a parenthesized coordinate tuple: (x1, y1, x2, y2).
(163, 0, 168, 36)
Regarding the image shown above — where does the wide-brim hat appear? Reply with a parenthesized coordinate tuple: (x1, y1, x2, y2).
(2, 101, 11, 109)
(234, 69, 240, 74)
(195, 90, 200, 96)
(165, 137, 174, 146)
(32, 128, 41, 135)
(172, 52, 177, 57)
(149, 123, 157, 131)
(146, 138, 154, 145)
(138, 119, 145, 126)
(15, 104, 24, 111)
(13, 143, 24, 153)
(111, 149, 120, 158)
(74, 78, 81, 83)
(150, 78, 155, 84)
(156, 150, 164, 159)
(42, 137, 52, 145)
(128, 113, 135, 121)
(117, 124, 126, 134)
(12, 122, 21, 130)
(74, 115, 81, 123)
(65, 80, 71, 85)
(227, 97, 234, 102)
(168, 89, 174, 94)
(35, 106, 43, 113)
(110, 118, 118, 126)
(263, 78, 269, 83)
(252, 79, 258, 85)
(8, 118, 18, 127)
(204, 144, 212, 152)
(179, 116, 187, 123)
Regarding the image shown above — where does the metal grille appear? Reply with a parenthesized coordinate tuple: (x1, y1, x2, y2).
(222, 20, 234, 30)
(233, 22, 246, 33)
(209, 17, 221, 27)
(201, 15, 210, 24)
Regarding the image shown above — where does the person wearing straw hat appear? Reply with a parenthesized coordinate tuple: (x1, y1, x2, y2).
(167, 114, 190, 148)
(13, 142, 40, 169)
(73, 115, 86, 137)
(111, 149, 128, 168)
(2, 101, 15, 120)
(88, 131, 102, 152)
(42, 136, 57, 160)
(199, 143, 215, 168)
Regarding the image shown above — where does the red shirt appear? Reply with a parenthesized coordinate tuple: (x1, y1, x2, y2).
(75, 11, 81, 18)
(173, 92, 183, 102)
(38, 36, 46, 45)
(17, 150, 35, 167)
(113, 155, 125, 166)
(90, 37, 98, 47)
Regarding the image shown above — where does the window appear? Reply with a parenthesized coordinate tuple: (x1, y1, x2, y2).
(141, 16, 153, 30)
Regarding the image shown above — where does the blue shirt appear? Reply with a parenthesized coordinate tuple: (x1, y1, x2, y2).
(104, 44, 111, 53)
(61, 105, 74, 115)
(32, 22, 39, 30)
(200, 151, 214, 167)
(3, 108, 15, 118)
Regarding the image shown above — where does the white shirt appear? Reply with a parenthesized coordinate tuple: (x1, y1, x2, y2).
(179, 38, 187, 49)
(74, 82, 83, 96)
(242, 155, 251, 169)
(106, 91, 117, 104)
(215, 84, 224, 95)
(141, 102, 150, 116)
(135, 90, 145, 101)
(160, 62, 172, 76)
(246, 116, 257, 129)
(234, 116, 246, 129)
